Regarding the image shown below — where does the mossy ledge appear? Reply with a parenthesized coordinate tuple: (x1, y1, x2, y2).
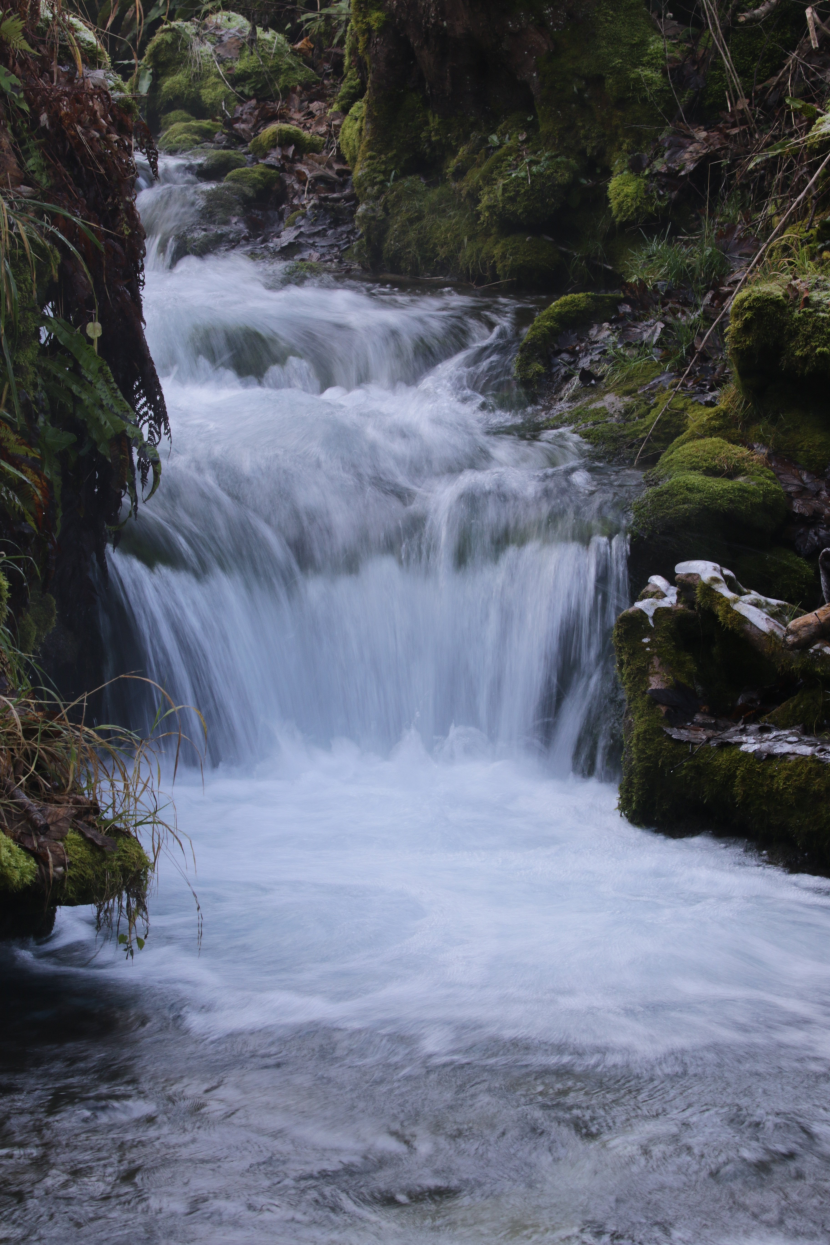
(1, 828, 150, 940)
(615, 560, 830, 866)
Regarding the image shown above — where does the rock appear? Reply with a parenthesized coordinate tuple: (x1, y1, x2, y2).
(614, 560, 830, 864)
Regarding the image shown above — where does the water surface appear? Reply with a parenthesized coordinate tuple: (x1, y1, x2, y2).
(2, 166, 830, 1244)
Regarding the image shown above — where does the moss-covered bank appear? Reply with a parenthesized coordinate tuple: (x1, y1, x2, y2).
(615, 560, 830, 865)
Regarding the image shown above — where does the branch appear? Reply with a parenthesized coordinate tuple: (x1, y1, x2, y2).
(738, 0, 787, 24)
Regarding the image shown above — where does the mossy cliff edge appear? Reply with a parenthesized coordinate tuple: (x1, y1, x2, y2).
(615, 560, 830, 865)
(0, 2, 164, 938)
(339, 0, 675, 286)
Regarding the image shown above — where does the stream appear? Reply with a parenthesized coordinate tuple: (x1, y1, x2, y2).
(2, 162, 830, 1243)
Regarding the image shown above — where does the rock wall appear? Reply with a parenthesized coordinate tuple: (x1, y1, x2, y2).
(343, 0, 674, 286)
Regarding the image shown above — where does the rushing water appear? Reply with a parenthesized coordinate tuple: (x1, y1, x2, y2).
(3, 166, 830, 1243)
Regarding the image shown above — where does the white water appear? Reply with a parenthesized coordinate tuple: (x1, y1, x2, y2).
(3, 169, 830, 1243)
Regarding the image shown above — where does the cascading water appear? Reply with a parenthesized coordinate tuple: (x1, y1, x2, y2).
(3, 162, 830, 1244)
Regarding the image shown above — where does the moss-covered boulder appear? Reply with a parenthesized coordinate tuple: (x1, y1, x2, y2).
(631, 437, 788, 586)
(224, 165, 281, 198)
(1, 827, 150, 940)
(515, 293, 620, 387)
(339, 99, 365, 168)
(159, 119, 222, 152)
(608, 171, 660, 226)
(728, 278, 830, 402)
(614, 560, 830, 865)
(341, 0, 679, 286)
(195, 149, 248, 181)
(140, 14, 316, 131)
(249, 124, 324, 159)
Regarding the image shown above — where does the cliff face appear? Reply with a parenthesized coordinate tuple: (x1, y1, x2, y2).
(344, 0, 670, 286)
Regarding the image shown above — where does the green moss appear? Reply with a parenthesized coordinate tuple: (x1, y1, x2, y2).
(17, 588, 56, 654)
(160, 108, 194, 128)
(732, 546, 817, 608)
(224, 165, 281, 196)
(141, 20, 316, 130)
(515, 293, 619, 386)
(201, 183, 255, 224)
(339, 98, 366, 168)
(764, 687, 829, 731)
(608, 171, 659, 226)
(493, 236, 561, 288)
(614, 599, 830, 861)
(633, 469, 786, 555)
(476, 146, 577, 233)
(59, 829, 150, 908)
(196, 149, 248, 180)
(652, 436, 769, 482)
(249, 124, 324, 159)
(365, 178, 496, 282)
(159, 119, 221, 152)
(728, 279, 830, 400)
(0, 833, 38, 893)
(335, 67, 364, 116)
(285, 209, 307, 227)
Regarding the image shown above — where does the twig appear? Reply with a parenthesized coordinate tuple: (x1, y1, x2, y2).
(738, 0, 786, 24)
(634, 146, 830, 465)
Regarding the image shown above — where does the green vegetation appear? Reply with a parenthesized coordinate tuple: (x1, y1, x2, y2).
(608, 172, 660, 227)
(196, 149, 248, 180)
(159, 119, 221, 152)
(614, 581, 830, 863)
(224, 164, 281, 197)
(140, 17, 316, 131)
(249, 123, 324, 158)
(515, 293, 619, 386)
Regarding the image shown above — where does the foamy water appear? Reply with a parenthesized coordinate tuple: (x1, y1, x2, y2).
(2, 164, 830, 1244)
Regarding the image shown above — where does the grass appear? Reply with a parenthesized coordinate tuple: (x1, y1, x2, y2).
(623, 225, 730, 295)
(0, 625, 204, 951)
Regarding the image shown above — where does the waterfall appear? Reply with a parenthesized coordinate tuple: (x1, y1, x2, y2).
(5, 159, 830, 1245)
(103, 168, 634, 769)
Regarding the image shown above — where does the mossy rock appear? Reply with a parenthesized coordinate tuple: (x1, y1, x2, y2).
(160, 108, 195, 128)
(249, 123, 324, 158)
(728, 279, 830, 402)
(339, 98, 365, 168)
(195, 150, 248, 181)
(17, 588, 56, 654)
(141, 18, 316, 131)
(59, 829, 150, 907)
(731, 546, 817, 608)
(0, 833, 37, 894)
(159, 119, 222, 153)
(764, 686, 830, 731)
(492, 236, 562, 289)
(651, 437, 768, 483)
(224, 165, 281, 197)
(0, 826, 151, 939)
(200, 183, 256, 224)
(614, 596, 830, 862)
(608, 171, 659, 226)
(476, 146, 578, 234)
(515, 292, 620, 387)
(632, 438, 787, 576)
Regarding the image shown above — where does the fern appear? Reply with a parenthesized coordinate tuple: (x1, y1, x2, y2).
(40, 317, 161, 516)
(0, 13, 33, 54)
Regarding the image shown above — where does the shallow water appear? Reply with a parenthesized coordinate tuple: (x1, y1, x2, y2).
(2, 167, 830, 1243)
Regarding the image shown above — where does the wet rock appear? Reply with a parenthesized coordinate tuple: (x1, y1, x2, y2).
(614, 559, 830, 865)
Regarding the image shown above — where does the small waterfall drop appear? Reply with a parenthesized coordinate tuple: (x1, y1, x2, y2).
(104, 169, 635, 768)
(5, 158, 830, 1245)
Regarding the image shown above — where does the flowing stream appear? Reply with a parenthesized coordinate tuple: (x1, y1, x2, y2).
(3, 163, 830, 1243)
